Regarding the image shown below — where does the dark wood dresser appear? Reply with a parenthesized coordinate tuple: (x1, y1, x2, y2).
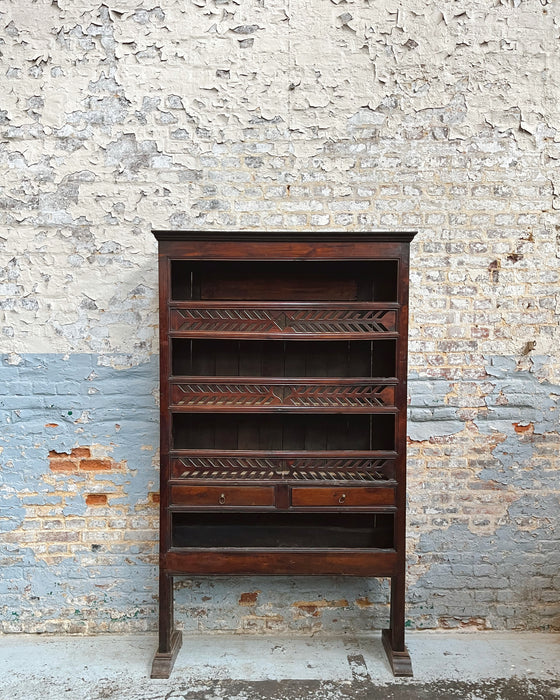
(151, 231, 416, 678)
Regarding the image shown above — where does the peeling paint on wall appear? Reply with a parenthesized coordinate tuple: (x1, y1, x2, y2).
(1, 0, 559, 633)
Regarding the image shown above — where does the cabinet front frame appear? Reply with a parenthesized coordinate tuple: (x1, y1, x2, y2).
(153, 230, 414, 678)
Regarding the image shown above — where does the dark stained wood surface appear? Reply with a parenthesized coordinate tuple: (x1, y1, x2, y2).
(169, 377, 397, 412)
(290, 486, 396, 508)
(168, 303, 399, 339)
(165, 550, 398, 576)
(152, 230, 416, 678)
(171, 485, 275, 507)
(153, 230, 417, 242)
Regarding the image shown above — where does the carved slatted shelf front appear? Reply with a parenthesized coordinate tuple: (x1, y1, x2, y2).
(170, 379, 397, 411)
(169, 304, 398, 337)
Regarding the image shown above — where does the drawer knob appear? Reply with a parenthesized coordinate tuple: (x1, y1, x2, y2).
(219, 493, 226, 505)
(338, 493, 347, 504)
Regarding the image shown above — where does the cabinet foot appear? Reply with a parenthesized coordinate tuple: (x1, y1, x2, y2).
(151, 630, 183, 679)
(381, 628, 413, 677)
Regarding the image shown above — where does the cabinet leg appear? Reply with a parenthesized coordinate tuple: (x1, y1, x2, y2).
(382, 575, 413, 677)
(151, 574, 182, 679)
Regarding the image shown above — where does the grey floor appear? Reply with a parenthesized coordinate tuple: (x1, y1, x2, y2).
(0, 632, 559, 699)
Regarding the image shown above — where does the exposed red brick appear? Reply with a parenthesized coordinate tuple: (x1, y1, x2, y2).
(293, 599, 348, 616)
(79, 458, 113, 471)
(355, 597, 373, 608)
(49, 459, 78, 473)
(85, 494, 108, 506)
(49, 449, 70, 458)
(513, 422, 534, 434)
(71, 447, 91, 458)
(295, 605, 320, 616)
(148, 492, 160, 504)
(45, 423, 59, 428)
(239, 591, 259, 606)
(471, 326, 490, 338)
(48, 448, 93, 473)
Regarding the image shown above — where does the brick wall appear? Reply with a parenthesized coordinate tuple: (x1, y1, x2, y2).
(0, 0, 559, 634)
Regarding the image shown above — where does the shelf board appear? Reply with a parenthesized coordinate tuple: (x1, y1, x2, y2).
(169, 406, 399, 414)
(168, 301, 401, 308)
(170, 376, 399, 383)
(170, 449, 399, 458)
(164, 549, 399, 576)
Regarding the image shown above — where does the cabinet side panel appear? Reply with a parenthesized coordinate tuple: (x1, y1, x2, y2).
(395, 244, 411, 510)
(393, 243, 411, 652)
(158, 249, 171, 555)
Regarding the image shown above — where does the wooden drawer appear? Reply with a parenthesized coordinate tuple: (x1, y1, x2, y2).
(291, 486, 395, 508)
(171, 485, 275, 507)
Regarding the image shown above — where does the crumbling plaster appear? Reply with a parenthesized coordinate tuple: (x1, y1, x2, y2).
(1, 1, 560, 363)
(1, 0, 559, 633)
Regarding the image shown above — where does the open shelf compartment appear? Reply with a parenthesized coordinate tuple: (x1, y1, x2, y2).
(171, 260, 399, 302)
(171, 511, 394, 549)
(172, 413, 396, 451)
(171, 339, 397, 378)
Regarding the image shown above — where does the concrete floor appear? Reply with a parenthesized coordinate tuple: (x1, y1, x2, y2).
(0, 632, 559, 700)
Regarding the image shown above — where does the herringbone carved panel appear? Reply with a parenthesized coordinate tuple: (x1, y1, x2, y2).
(171, 383, 395, 407)
(171, 308, 396, 334)
(174, 456, 393, 481)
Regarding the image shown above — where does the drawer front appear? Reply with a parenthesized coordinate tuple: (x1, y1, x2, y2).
(291, 486, 395, 508)
(171, 485, 275, 507)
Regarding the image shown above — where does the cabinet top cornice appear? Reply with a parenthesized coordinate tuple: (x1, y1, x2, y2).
(152, 230, 417, 243)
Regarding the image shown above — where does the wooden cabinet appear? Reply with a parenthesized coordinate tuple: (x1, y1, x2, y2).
(151, 231, 416, 678)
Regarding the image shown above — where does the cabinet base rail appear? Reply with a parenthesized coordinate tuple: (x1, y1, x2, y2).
(150, 571, 411, 679)
(148, 624, 412, 679)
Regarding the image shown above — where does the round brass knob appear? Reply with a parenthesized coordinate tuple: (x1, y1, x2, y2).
(219, 493, 226, 505)
(338, 493, 347, 504)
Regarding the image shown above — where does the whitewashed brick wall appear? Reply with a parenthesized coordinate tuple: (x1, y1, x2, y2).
(0, 0, 558, 633)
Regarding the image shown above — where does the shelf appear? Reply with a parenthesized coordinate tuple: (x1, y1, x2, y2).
(171, 339, 397, 378)
(171, 260, 399, 302)
(171, 512, 394, 549)
(172, 413, 396, 451)
(164, 549, 399, 577)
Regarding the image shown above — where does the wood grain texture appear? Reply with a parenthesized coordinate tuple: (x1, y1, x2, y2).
(165, 550, 398, 576)
(152, 230, 416, 678)
(150, 630, 182, 679)
(382, 628, 413, 677)
(171, 485, 275, 507)
(290, 486, 396, 507)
